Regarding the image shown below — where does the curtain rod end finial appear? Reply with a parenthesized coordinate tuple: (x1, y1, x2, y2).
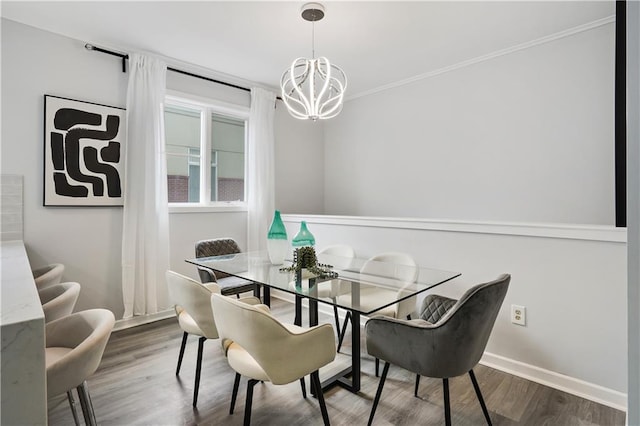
(85, 43, 94, 51)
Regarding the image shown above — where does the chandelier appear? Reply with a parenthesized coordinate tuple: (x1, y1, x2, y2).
(280, 3, 347, 121)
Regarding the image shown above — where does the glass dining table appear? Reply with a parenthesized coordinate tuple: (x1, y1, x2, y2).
(186, 250, 460, 394)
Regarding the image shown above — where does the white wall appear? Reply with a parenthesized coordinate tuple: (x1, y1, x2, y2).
(274, 106, 325, 214)
(284, 214, 627, 409)
(1, 19, 130, 317)
(627, 1, 640, 422)
(324, 21, 615, 226)
(1, 19, 323, 318)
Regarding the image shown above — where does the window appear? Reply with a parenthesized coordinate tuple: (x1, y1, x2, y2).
(164, 94, 248, 207)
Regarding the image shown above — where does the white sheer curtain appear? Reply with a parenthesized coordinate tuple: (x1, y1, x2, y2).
(121, 53, 170, 318)
(247, 87, 277, 253)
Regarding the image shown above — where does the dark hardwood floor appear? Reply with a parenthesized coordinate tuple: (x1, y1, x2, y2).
(48, 298, 626, 425)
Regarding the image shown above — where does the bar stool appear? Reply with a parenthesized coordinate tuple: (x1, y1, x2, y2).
(33, 263, 65, 290)
(46, 309, 115, 426)
(38, 281, 81, 323)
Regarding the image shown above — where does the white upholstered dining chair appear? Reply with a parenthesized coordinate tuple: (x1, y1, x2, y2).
(289, 244, 355, 335)
(165, 270, 263, 407)
(211, 293, 336, 425)
(336, 252, 419, 372)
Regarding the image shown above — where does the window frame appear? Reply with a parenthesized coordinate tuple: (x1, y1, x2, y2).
(165, 90, 250, 213)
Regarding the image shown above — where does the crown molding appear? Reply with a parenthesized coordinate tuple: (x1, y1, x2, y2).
(346, 15, 616, 102)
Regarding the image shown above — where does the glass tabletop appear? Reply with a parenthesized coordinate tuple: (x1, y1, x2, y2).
(186, 251, 460, 316)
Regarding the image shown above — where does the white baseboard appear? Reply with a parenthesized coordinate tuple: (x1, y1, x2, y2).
(113, 309, 175, 332)
(479, 353, 627, 412)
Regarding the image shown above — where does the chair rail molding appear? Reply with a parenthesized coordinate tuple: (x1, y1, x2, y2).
(282, 214, 626, 243)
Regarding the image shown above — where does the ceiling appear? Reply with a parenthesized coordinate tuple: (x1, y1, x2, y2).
(1, 1, 615, 98)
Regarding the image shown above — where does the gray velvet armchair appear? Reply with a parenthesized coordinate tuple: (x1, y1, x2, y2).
(365, 274, 510, 426)
(195, 238, 259, 298)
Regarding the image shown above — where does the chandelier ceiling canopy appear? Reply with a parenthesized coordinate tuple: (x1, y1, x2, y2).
(280, 3, 347, 121)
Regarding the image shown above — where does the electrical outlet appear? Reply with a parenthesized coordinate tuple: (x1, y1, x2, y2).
(511, 304, 526, 326)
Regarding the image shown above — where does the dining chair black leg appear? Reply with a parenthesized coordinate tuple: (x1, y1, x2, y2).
(294, 294, 303, 326)
(332, 301, 341, 338)
(263, 285, 271, 307)
(82, 382, 97, 426)
(443, 378, 451, 426)
(76, 381, 97, 426)
(375, 358, 380, 377)
(337, 311, 351, 353)
(300, 377, 307, 399)
(77, 383, 90, 426)
(414, 374, 421, 397)
(67, 390, 81, 426)
(367, 361, 390, 426)
(230, 373, 241, 414)
(311, 371, 330, 426)
(193, 336, 206, 407)
(244, 379, 259, 426)
(469, 369, 493, 426)
(176, 331, 188, 375)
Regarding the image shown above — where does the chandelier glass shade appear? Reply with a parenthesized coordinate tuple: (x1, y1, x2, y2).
(280, 3, 347, 121)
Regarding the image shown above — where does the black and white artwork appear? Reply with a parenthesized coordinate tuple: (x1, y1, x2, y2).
(44, 95, 126, 206)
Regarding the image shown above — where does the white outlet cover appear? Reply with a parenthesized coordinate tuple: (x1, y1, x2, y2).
(511, 304, 526, 326)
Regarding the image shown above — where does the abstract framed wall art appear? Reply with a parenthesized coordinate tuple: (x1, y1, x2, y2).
(44, 95, 126, 206)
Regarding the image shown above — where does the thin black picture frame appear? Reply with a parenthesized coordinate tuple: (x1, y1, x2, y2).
(43, 94, 126, 207)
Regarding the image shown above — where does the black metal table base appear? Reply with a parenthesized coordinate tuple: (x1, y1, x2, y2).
(296, 295, 361, 395)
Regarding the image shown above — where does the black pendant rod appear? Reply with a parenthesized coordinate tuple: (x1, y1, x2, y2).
(84, 43, 280, 99)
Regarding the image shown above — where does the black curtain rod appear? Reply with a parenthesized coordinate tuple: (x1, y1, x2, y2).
(85, 43, 280, 100)
(85, 44, 129, 72)
(168, 67, 250, 93)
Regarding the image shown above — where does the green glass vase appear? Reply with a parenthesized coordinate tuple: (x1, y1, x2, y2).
(292, 221, 315, 247)
(267, 210, 288, 265)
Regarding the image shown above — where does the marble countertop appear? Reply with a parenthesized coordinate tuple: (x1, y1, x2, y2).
(1, 239, 47, 425)
(1, 240, 43, 326)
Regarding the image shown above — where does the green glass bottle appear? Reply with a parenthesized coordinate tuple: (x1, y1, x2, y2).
(291, 221, 315, 247)
(267, 210, 288, 264)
